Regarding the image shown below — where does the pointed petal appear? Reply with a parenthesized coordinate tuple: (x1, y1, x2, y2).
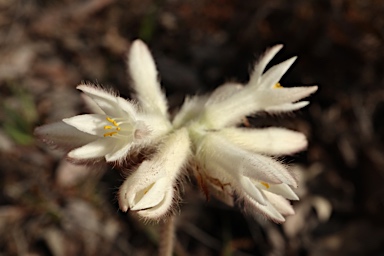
(255, 183, 299, 200)
(130, 177, 168, 211)
(128, 40, 168, 116)
(63, 114, 107, 136)
(172, 95, 208, 129)
(205, 82, 243, 105)
(105, 141, 133, 162)
(255, 86, 318, 108)
(81, 94, 105, 114)
(263, 190, 295, 215)
(242, 153, 298, 187)
(243, 194, 285, 223)
(136, 189, 174, 220)
(238, 176, 267, 205)
(219, 127, 308, 155)
(248, 44, 283, 87)
(198, 134, 296, 186)
(265, 101, 309, 113)
(77, 84, 137, 119)
(77, 85, 122, 117)
(34, 121, 96, 149)
(67, 138, 114, 159)
(257, 56, 297, 90)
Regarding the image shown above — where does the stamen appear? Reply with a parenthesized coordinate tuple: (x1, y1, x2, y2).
(104, 117, 121, 137)
(260, 182, 270, 189)
(273, 83, 283, 89)
(104, 131, 118, 137)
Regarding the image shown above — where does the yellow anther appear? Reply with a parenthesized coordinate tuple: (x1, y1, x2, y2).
(260, 182, 270, 189)
(273, 83, 283, 89)
(104, 125, 113, 130)
(103, 131, 118, 137)
(106, 117, 119, 127)
(116, 127, 121, 131)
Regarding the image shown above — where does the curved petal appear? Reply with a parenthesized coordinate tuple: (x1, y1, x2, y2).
(248, 44, 283, 87)
(136, 189, 174, 219)
(219, 127, 308, 155)
(254, 86, 318, 109)
(77, 85, 124, 117)
(34, 121, 96, 149)
(105, 141, 133, 162)
(63, 114, 107, 137)
(131, 177, 168, 211)
(257, 56, 297, 90)
(128, 40, 168, 116)
(243, 194, 285, 223)
(67, 138, 114, 159)
(263, 190, 295, 215)
(254, 182, 299, 201)
(264, 101, 309, 113)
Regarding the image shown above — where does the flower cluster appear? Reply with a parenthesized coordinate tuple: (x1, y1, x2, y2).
(35, 40, 317, 222)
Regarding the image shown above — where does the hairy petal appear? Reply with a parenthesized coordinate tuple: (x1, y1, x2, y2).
(248, 44, 283, 87)
(257, 57, 297, 90)
(255, 86, 318, 109)
(255, 183, 299, 201)
(243, 193, 285, 223)
(63, 114, 108, 137)
(197, 134, 297, 186)
(263, 190, 295, 215)
(128, 39, 168, 117)
(265, 101, 309, 113)
(67, 138, 115, 159)
(173, 95, 209, 129)
(218, 127, 308, 155)
(118, 128, 190, 219)
(34, 121, 96, 149)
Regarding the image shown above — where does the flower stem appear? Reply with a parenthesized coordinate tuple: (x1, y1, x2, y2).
(159, 215, 176, 256)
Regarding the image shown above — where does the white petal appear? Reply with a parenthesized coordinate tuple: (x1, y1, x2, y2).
(239, 176, 267, 205)
(34, 121, 96, 149)
(81, 94, 105, 114)
(248, 44, 283, 87)
(205, 82, 243, 105)
(242, 153, 298, 187)
(63, 114, 107, 136)
(198, 134, 295, 186)
(105, 141, 133, 162)
(243, 194, 285, 223)
(118, 128, 190, 218)
(172, 95, 208, 129)
(219, 127, 308, 155)
(257, 56, 297, 90)
(67, 138, 114, 159)
(131, 177, 168, 211)
(77, 85, 122, 117)
(202, 87, 260, 128)
(263, 190, 295, 215)
(265, 101, 309, 113)
(255, 183, 299, 200)
(136, 189, 174, 219)
(255, 86, 318, 108)
(128, 40, 168, 116)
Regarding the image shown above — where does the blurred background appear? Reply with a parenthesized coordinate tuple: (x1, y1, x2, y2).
(1, 0, 384, 255)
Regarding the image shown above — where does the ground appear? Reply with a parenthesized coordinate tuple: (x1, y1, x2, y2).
(1, 0, 384, 255)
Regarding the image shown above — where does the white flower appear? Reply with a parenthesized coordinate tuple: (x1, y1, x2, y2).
(118, 128, 190, 219)
(36, 40, 317, 222)
(35, 41, 172, 163)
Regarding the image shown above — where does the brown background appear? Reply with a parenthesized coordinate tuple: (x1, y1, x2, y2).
(1, 0, 384, 255)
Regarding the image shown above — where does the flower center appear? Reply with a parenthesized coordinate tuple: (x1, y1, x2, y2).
(103, 117, 122, 137)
